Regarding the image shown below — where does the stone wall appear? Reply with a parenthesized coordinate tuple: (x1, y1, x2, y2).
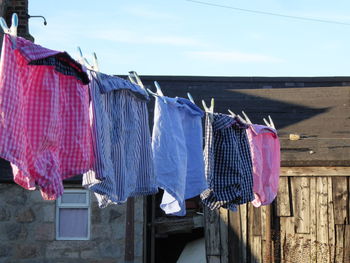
(0, 183, 144, 263)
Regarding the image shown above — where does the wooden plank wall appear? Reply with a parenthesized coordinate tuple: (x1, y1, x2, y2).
(205, 168, 350, 263)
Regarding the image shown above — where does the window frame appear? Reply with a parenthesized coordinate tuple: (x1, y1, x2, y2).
(55, 189, 91, 241)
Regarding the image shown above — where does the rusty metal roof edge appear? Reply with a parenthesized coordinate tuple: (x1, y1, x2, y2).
(281, 160, 350, 167)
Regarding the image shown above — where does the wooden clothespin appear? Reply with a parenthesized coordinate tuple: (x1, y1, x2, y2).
(77, 47, 102, 83)
(128, 71, 149, 96)
(263, 115, 276, 129)
(77, 48, 99, 71)
(90, 52, 102, 83)
(77, 47, 85, 66)
(128, 71, 142, 87)
(77, 47, 95, 70)
(154, 81, 164, 97)
(127, 72, 136, 85)
(92, 52, 99, 72)
(146, 81, 167, 103)
(202, 98, 214, 113)
(0, 13, 18, 47)
(187, 92, 195, 104)
(228, 110, 248, 125)
(241, 111, 252, 124)
(0, 13, 18, 36)
(228, 109, 236, 117)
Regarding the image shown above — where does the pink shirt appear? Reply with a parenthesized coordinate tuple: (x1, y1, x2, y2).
(0, 35, 93, 200)
(246, 124, 280, 207)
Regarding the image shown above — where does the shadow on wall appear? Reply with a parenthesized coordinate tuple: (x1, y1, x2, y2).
(205, 202, 283, 263)
(145, 85, 329, 133)
(205, 206, 261, 263)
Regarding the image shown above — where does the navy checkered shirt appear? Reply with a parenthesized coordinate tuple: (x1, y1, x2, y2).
(201, 113, 254, 211)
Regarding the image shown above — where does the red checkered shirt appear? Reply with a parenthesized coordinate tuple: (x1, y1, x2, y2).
(0, 34, 93, 200)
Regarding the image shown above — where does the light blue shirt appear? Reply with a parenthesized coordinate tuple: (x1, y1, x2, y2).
(152, 96, 207, 216)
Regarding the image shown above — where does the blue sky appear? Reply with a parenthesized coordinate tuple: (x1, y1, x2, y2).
(29, 0, 350, 76)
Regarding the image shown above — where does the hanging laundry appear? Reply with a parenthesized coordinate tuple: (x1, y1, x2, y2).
(152, 95, 207, 216)
(246, 124, 280, 207)
(200, 113, 254, 211)
(83, 72, 158, 208)
(0, 35, 93, 200)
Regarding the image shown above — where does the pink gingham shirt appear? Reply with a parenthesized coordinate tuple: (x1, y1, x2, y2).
(246, 124, 280, 207)
(0, 35, 93, 200)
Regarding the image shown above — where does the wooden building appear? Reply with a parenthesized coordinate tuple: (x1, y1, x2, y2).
(139, 76, 350, 263)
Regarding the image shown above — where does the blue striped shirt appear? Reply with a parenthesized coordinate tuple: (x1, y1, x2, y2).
(83, 72, 158, 208)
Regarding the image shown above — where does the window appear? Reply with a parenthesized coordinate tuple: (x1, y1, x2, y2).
(56, 189, 90, 240)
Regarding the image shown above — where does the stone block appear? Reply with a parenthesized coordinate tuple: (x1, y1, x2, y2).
(35, 223, 55, 241)
(5, 187, 27, 205)
(46, 240, 98, 255)
(6, 223, 28, 240)
(45, 247, 74, 259)
(91, 202, 101, 224)
(110, 218, 126, 240)
(91, 224, 111, 241)
(42, 205, 55, 222)
(9, 259, 45, 263)
(109, 209, 122, 223)
(0, 184, 8, 192)
(0, 207, 11, 221)
(29, 190, 44, 203)
(30, 190, 55, 204)
(98, 242, 121, 258)
(45, 246, 81, 260)
(15, 244, 39, 259)
(16, 208, 35, 222)
(89, 259, 118, 263)
(81, 248, 100, 259)
(0, 244, 12, 257)
(62, 251, 79, 258)
(45, 247, 64, 259)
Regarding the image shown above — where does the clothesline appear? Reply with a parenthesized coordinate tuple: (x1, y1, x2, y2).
(0, 13, 281, 216)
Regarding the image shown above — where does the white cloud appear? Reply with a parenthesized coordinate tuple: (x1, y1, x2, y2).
(186, 51, 284, 63)
(248, 33, 265, 40)
(318, 41, 343, 50)
(123, 6, 179, 21)
(94, 29, 203, 47)
(293, 12, 350, 23)
(145, 36, 200, 46)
